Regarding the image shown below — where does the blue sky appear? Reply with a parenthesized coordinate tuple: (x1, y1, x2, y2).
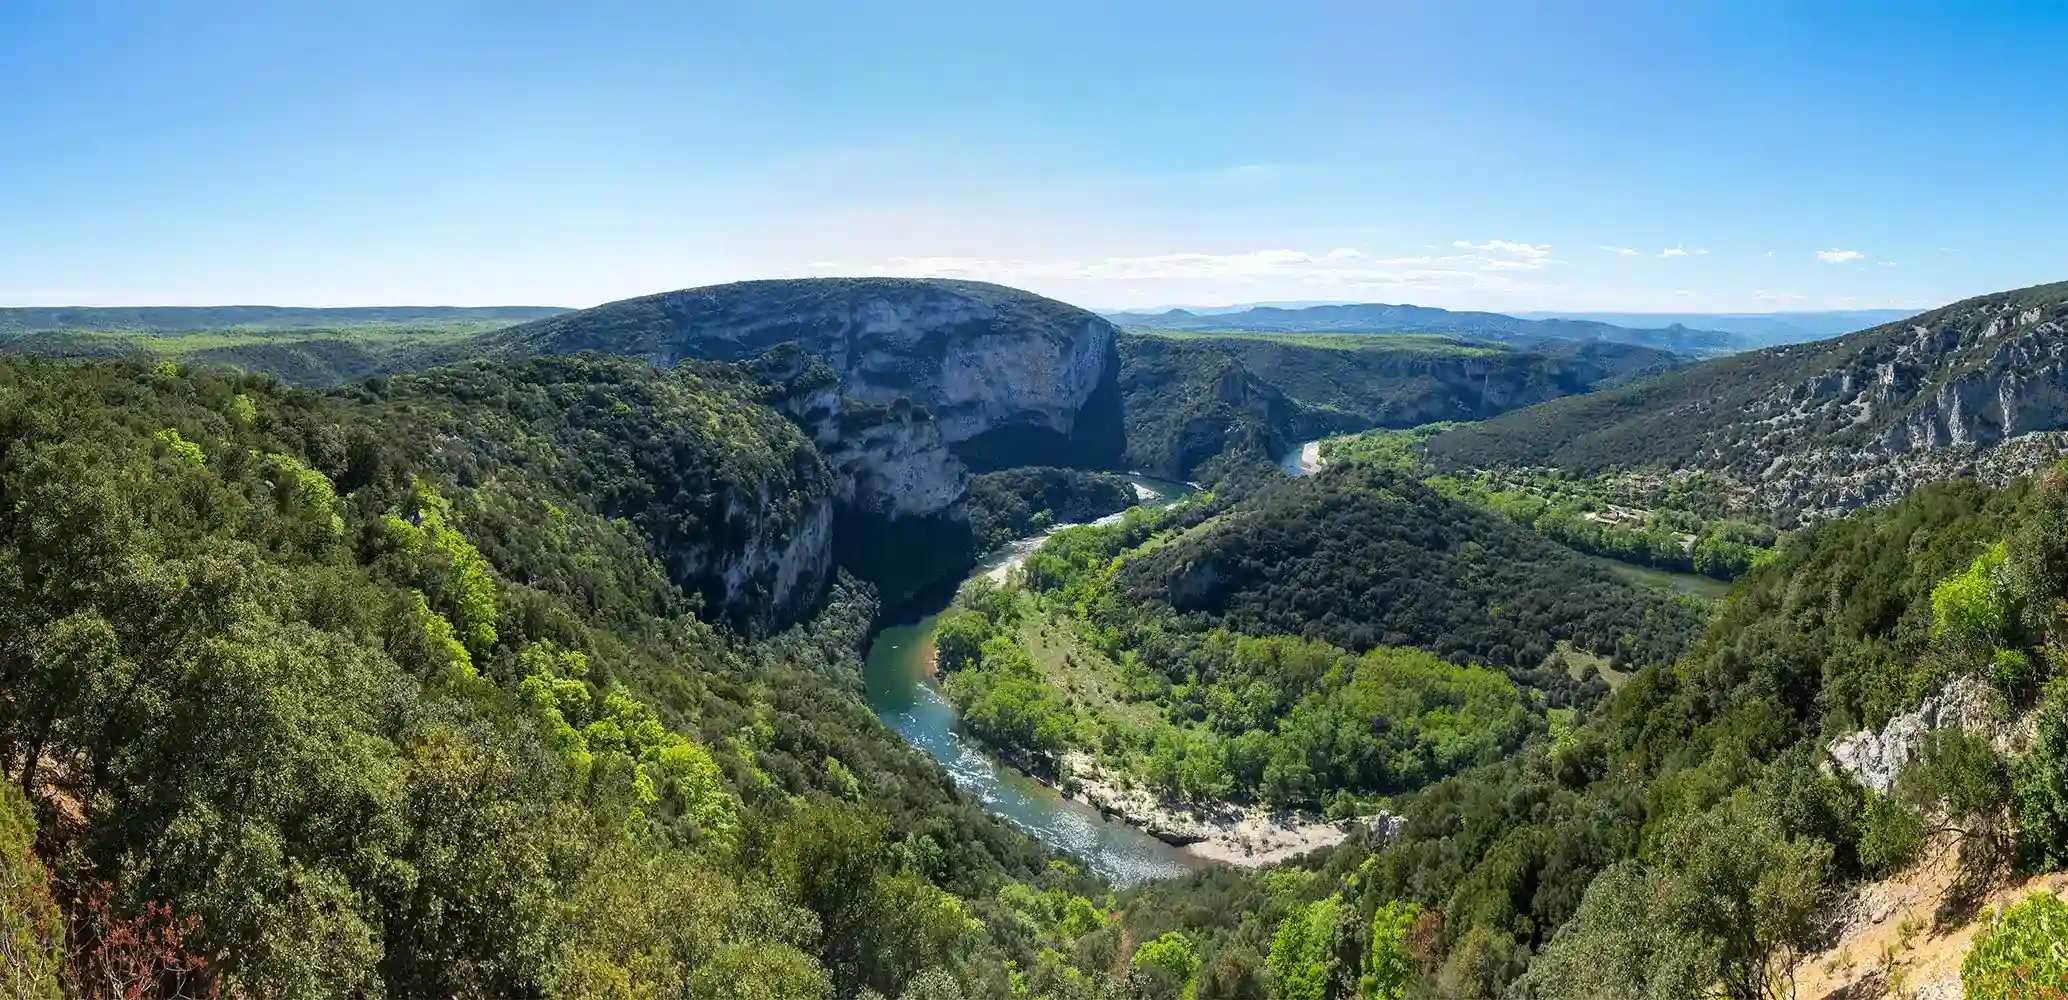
(5, 1, 2067, 312)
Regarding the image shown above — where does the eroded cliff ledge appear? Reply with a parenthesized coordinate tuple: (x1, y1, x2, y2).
(500, 278, 1125, 606)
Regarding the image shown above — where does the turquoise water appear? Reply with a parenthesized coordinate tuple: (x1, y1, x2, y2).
(860, 475, 1207, 886)
(1278, 439, 1325, 476)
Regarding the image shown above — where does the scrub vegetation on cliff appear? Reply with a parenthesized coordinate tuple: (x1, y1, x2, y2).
(1422, 279, 2068, 522)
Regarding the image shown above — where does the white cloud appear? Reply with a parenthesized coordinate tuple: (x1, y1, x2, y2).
(1453, 240, 1553, 259)
(1816, 248, 1865, 263)
(1764, 251, 1775, 258)
(1599, 245, 1640, 256)
(1659, 248, 1689, 258)
(816, 243, 1559, 294)
(1878, 260, 1898, 267)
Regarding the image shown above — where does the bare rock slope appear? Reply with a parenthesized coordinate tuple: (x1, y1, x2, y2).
(1427, 280, 2068, 521)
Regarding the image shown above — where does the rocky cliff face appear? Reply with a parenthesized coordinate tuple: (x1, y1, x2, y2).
(1827, 676, 2003, 795)
(1737, 292, 2068, 518)
(501, 278, 1124, 606)
(1427, 281, 2068, 523)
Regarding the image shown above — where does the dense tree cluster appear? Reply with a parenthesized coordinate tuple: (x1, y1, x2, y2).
(937, 573, 1541, 811)
(1325, 427, 1776, 581)
(965, 467, 1137, 554)
(928, 466, 1696, 815)
(1088, 468, 2068, 999)
(1117, 467, 1704, 673)
(0, 356, 1148, 999)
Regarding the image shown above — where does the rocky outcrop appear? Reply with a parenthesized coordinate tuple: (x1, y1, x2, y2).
(501, 278, 1126, 606)
(661, 478, 835, 631)
(1730, 294, 2068, 518)
(1428, 282, 2068, 523)
(503, 277, 1123, 505)
(1827, 676, 2002, 794)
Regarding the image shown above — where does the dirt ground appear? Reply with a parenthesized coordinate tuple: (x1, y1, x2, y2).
(1796, 838, 2068, 999)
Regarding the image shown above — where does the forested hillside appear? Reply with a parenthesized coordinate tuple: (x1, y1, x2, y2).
(965, 466, 1138, 553)
(0, 355, 1155, 999)
(1326, 426, 1778, 582)
(1425, 279, 2068, 522)
(1095, 467, 2068, 998)
(926, 464, 1703, 830)
(1116, 331, 1676, 482)
(1117, 467, 1703, 671)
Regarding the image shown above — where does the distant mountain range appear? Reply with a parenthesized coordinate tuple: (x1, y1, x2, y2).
(1104, 302, 1745, 355)
(1105, 303, 1925, 355)
(0, 305, 570, 332)
(1511, 309, 1919, 347)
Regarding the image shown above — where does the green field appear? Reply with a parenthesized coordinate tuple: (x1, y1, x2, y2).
(0, 322, 502, 384)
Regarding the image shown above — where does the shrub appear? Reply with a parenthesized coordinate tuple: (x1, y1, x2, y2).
(1857, 795, 1924, 877)
(0, 784, 62, 1000)
(1962, 892, 2068, 999)
(1932, 542, 2011, 656)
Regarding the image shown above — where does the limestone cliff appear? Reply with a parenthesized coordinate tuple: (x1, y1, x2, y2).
(1426, 280, 2068, 522)
(499, 278, 1124, 606)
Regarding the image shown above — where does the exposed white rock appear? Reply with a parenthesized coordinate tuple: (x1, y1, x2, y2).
(1827, 676, 2002, 795)
(515, 278, 1122, 525)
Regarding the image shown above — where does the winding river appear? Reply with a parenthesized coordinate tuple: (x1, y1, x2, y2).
(861, 438, 1723, 883)
(861, 475, 1208, 886)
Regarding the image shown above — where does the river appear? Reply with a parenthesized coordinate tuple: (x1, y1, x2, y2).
(1278, 439, 1325, 476)
(861, 475, 1209, 886)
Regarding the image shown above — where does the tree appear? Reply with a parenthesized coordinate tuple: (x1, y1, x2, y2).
(1266, 895, 1340, 1000)
(933, 611, 992, 673)
(1195, 946, 1265, 1000)
(1930, 542, 2011, 658)
(1962, 892, 2068, 999)
(1363, 901, 1419, 1000)
(1895, 727, 2011, 843)
(0, 783, 61, 1000)
(2014, 684, 2068, 870)
(1131, 932, 1200, 999)
(1521, 795, 1831, 1000)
